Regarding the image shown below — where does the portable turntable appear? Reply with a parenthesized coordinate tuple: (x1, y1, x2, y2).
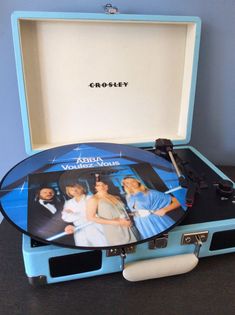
(0, 8, 234, 285)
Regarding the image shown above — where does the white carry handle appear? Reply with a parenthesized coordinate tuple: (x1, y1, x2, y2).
(123, 253, 199, 282)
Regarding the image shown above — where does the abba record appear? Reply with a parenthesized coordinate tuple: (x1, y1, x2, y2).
(0, 143, 188, 249)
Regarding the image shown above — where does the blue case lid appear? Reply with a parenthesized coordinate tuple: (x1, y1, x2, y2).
(11, 11, 201, 155)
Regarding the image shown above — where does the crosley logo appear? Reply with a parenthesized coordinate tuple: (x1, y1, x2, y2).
(89, 82, 128, 88)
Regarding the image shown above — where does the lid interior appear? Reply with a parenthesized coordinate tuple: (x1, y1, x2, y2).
(17, 17, 198, 151)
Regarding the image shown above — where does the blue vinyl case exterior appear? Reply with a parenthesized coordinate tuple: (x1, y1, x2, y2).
(10, 11, 235, 284)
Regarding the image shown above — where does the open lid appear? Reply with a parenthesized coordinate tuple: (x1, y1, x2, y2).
(12, 12, 201, 155)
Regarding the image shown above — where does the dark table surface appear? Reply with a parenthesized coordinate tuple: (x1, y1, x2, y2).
(0, 166, 235, 315)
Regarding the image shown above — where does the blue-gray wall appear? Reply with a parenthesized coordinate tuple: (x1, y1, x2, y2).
(0, 0, 235, 182)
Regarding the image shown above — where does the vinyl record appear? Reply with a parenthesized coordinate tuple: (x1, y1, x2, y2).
(0, 142, 188, 249)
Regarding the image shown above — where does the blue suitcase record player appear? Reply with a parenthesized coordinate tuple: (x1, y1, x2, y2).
(0, 7, 234, 285)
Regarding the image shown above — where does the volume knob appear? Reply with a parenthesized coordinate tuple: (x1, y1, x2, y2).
(217, 179, 234, 197)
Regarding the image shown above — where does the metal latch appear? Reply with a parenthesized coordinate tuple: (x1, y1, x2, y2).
(182, 231, 208, 258)
(181, 231, 208, 245)
(106, 246, 135, 271)
(148, 234, 168, 249)
(104, 4, 119, 14)
(106, 245, 136, 257)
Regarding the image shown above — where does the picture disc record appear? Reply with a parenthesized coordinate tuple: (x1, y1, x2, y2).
(0, 142, 188, 249)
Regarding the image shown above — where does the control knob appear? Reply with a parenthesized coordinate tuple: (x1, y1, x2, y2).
(216, 179, 234, 197)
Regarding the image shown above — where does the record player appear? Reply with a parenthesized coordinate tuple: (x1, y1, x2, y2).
(0, 7, 234, 285)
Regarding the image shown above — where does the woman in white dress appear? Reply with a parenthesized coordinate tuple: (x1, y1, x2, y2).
(86, 181, 137, 246)
(62, 183, 107, 247)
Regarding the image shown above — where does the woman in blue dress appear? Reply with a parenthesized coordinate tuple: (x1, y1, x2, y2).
(122, 177, 180, 239)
